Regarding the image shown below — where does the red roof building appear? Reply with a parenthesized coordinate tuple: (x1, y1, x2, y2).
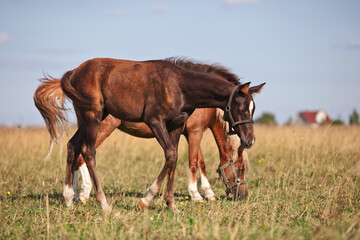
(291, 110, 332, 125)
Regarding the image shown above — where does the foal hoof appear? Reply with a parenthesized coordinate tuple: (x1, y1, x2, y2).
(193, 198, 204, 203)
(206, 195, 217, 201)
(102, 204, 112, 214)
(139, 200, 147, 210)
(171, 205, 180, 214)
(79, 194, 88, 205)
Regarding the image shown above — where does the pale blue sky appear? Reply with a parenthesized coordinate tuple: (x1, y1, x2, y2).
(0, 0, 359, 125)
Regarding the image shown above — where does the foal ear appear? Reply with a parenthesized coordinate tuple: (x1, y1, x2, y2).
(249, 82, 266, 94)
(239, 82, 251, 94)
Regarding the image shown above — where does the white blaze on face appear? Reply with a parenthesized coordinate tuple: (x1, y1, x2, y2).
(249, 100, 254, 115)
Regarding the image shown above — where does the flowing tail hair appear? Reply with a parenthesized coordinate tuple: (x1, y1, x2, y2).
(34, 75, 68, 162)
(34, 70, 93, 162)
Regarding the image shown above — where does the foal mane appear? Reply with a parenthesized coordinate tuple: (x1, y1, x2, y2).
(165, 57, 241, 85)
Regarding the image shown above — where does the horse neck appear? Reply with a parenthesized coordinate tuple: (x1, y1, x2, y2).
(181, 71, 235, 109)
(212, 109, 240, 166)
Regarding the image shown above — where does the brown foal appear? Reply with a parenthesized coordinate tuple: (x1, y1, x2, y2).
(34, 58, 265, 212)
(70, 108, 250, 204)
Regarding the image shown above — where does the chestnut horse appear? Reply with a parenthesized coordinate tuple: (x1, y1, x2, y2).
(70, 108, 250, 204)
(34, 57, 264, 212)
(35, 59, 256, 203)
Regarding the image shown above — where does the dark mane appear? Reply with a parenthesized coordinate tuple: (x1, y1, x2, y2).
(165, 57, 241, 85)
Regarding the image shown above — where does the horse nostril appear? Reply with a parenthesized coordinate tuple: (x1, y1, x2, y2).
(247, 139, 254, 147)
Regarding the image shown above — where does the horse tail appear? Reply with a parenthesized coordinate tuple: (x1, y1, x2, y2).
(34, 76, 69, 162)
(60, 70, 93, 109)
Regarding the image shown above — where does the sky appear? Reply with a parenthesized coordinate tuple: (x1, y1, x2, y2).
(0, 0, 359, 126)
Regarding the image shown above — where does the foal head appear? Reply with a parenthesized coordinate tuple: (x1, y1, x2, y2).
(217, 138, 250, 200)
(224, 82, 265, 148)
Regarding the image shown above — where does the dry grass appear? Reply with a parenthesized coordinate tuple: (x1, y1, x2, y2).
(0, 125, 359, 239)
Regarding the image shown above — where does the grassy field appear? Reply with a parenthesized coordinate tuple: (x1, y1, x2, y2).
(0, 125, 359, 239)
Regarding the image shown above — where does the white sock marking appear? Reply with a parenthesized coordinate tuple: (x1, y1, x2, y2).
(63, 185, 74, 207)
(79, 163, 92, 199)
(141, 179, 160, 206)
(188, 181, 203, 201)
(200, 173, 215, 199)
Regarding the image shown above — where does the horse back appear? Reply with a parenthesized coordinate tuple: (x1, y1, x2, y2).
(69, 58, 184, 122)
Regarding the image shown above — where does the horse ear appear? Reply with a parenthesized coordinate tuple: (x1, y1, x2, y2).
(240, 82, 251, 94)
(249, 82, 266, 94)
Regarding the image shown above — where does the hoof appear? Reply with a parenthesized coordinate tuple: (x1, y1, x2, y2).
(139, 200, 147, 210)
(79, 194, 88, 205)
(206, 195, 217, 201)
(74, 194, 79, 202)
(64, 199, 73, 207)
(168, 203, 180, 213)
(172, 207, 180, 214)
(104, 206, 112, 214)
(193, 198, 204, 203)
(102, 204, 112, 214)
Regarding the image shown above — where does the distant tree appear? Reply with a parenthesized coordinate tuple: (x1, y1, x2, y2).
(332, 119, 344, 125)
(255, 112, 277, 125)
(349, 109, 359, 125)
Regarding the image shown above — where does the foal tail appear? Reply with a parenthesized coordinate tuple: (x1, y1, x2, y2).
(34, 76, 68, 162)
(60, 70, 93, 109)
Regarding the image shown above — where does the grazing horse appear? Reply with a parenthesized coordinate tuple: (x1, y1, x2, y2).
(70, 108, 250, 204)
(34, 57, 264, 212)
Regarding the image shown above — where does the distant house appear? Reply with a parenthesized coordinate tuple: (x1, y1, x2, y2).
(291, 110, 332, 126)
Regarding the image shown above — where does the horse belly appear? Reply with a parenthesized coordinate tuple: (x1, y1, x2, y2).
(118, 121, 155, 138)
(104, 97, 145, 122)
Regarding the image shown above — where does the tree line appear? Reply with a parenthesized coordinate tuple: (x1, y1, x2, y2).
(255, 109, 359, 125)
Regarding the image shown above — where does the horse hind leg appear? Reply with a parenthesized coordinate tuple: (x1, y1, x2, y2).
(75, 155, 92, 205)
(81, 110, 111, 213)
(63, 128, 84, 207)
(76, 115, 120, 205)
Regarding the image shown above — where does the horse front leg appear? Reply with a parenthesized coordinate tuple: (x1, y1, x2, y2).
(185, 131, 204, 201)
(140, 119, 181, 212)
(197, 149, 216, 200)
(163, 127, 183, 211)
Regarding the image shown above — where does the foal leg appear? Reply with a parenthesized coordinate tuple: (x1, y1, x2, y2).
(163, 127, 183, 211)
(78, 159, 92, 204)
(63, 128, 83, 207)
(140, 119, 181, 212)
(73, 153, 88, 203)
(81, 111, 111, 212)
(77, 115, 121, 204)
(197, 149, 216, 200)
(73, 168, 79, 201)
(185, 131, 204, 201)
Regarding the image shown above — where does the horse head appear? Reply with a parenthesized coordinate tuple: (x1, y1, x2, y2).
(224, 82, 265, 148)
(217, 147, 250, 200)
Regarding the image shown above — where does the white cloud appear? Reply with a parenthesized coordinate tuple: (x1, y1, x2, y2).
(150, 4, 169, 14)
(348, 38, 360, 48)
(106, 9, 133, 16)
(335, 38, 360, 50)
(0, 32, 10, 45)
(225, 0, 261, 6)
